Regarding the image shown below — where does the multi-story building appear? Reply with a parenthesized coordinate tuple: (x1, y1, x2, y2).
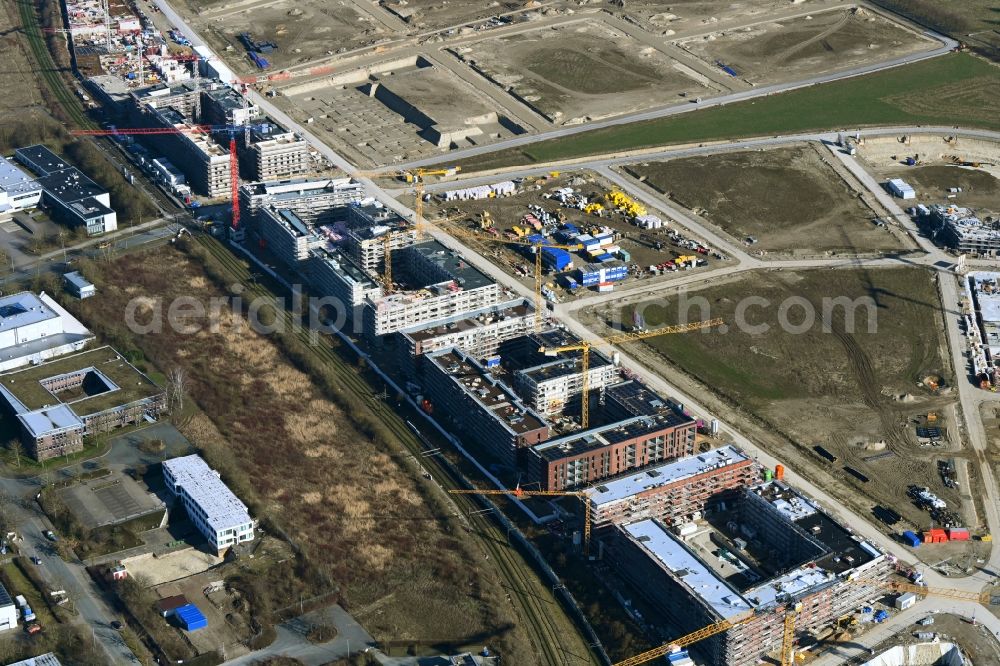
(0, 347, 166, 460)
(0, 156, 42, 219)
(498, 330, 618, 417)
(527, 410, 697, 491)
(256, 206, 324, 267)
(363, 240, 502, 337)
(604, 379, 686, 420)
(396, 298, 535, 375)
(247, 128, 310, 181)
(422, 348, 550, 466)
(920, 204, 1000, 255)
(0, 291, 93, 372)
(130, 79, 208, 121)
(238, 177, 365, 227)
(162, 454, 255, 555)
(142, 107, 231, 197)
(583, 445, 758, 527)
(604, 479, 891, 666)
(14, 146, 117, 235)
(201, 86, 260, 126)
(343, 203, 416, 272)
(307, 247, 382, 312)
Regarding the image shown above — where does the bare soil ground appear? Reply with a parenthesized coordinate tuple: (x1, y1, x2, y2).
(456, 20, 714, 124)
(178, 0, 387, 73)
(676, 6, 935, 85)
(625, 144, 915, 255)
(379, 0, 523, 31)
(588, 267, 964, 538)
(609, 0, 822, 34)
(70, 245, 534, 658)
(866, 613, 1000, 664)
(885, 165, 999, 211)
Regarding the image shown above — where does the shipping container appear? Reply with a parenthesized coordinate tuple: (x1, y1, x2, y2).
(901, 530, 921, 548)
(175, 604, 208, 631)
(947, 528, 970, 541)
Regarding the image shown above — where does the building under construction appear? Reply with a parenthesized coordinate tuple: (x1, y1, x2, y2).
(603, 476, 891, 666)
(527, 408, 698, 491)
(423, 347, 550, 466)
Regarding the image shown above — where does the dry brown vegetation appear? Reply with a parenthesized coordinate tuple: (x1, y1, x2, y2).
(68, 245, 531, 656)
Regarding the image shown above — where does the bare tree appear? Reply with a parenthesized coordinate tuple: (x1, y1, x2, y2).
(166, 366, 189, 413)
(9, 440, 21, 468)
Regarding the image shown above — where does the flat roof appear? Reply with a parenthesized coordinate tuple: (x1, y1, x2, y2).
(401, 298, 533, 343)
(19, 404, 84, 438)
(533, 411, 696, 462)
(0, 346, 162, 415)
(0, 292, 58, 330)
(428, 348, 548, 435)
(408, 239, 493, 291)
(623, 519, 753, 620)
(162, 454, 253, 532)
(0, 156, 42, 198)
(15, 145, 70, 176)
(64, 271, 94, 291)
(744, 566, 837, 609)
(585, 446, 751, 506)
(0, 580, 13, 608)
(244, 177, 361, 198)
(606, 380, 679, 416)
(499, 330, 614, 378)
(36, 170, 106, 205)
(5, 654, 63, 666)
(312, 247, 377, 287)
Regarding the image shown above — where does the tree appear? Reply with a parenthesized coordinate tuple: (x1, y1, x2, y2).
(9, 440, 22, 468)
(166, 367, 189, 413)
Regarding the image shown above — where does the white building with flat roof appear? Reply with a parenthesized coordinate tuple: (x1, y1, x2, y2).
(162, 454, 255, 554)
(0, 156, 42, 219)
(0, 581, 16, 632)
(887, 178, 915, 200)
(0, 292, 93, 372)
(5, 654, 62, 666)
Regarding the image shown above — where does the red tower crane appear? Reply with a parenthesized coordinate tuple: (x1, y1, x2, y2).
(73, 123, 252, 233)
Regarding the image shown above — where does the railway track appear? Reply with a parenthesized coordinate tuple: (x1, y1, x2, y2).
(16, 0, 91, 129)
(193, 235, 591, 665)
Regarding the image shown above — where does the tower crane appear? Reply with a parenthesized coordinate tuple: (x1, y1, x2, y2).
(613, 577, 993, 666)
(449, 486, 592, 554)
(539, 319, 723, 429)
(73, 116, 270, 234)
(351, 167, 460, 293)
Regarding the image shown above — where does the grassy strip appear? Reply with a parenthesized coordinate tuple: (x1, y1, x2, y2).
(453, 53, 1000, 172)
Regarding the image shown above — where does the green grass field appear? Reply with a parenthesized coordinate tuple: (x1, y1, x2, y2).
(454, 53, 1000, 172)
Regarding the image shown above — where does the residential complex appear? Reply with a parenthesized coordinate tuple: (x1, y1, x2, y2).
(0, 347, 166, 460)
(162, 454, 255, 555)
(14, 146, 117, 235)
(423, 348, 550, 465)
(918, 204, 1000, 255)
(583, 445, 758, 527)
(604, 481, 890, 666)
(528, 410, 698, 491)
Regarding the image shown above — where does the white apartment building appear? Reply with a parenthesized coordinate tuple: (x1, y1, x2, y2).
(162, 454, 255, 555)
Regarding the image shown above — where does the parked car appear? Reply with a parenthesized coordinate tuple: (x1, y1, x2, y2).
(43, 530, 57, 542)
(110, 620, 123, 630)
(30, 556, 41, 565)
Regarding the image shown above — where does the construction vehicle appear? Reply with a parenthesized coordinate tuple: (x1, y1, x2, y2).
(613, 577, 993, 666)
(450, 485, 592, 553)
(538, 319, 723, 429)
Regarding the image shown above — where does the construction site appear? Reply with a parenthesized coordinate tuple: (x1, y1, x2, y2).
(621, 142, 918, 256)
(585, 266, 977, 554)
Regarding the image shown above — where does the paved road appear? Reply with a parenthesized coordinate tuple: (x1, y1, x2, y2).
(136, 0, 1000, 659)
(2, 476, 141, 664)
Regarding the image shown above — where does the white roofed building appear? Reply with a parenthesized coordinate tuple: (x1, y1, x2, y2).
(0, 292, 93, 372)
(162, 454, 255, 555)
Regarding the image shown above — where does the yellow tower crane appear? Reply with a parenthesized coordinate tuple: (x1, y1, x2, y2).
(614, 577, 992, 666)
(450, 486, 592, 554)
(353, 167, 460, 293)
(539, 319, 723, 429)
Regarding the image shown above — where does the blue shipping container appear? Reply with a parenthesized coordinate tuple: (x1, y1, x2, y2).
(175, 604, 208, 631)
(901, 530, 921, 548)
(542, 248, 572, 271)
